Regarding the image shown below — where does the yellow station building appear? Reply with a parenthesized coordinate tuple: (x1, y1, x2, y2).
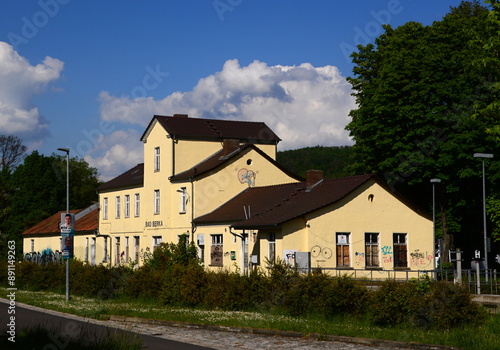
(23, 114, 434, 277)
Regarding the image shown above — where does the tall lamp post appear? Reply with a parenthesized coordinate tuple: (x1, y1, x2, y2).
(473, 152, 493, 278)
(431, 178, 441, 278)
(57, 147, 70, 301)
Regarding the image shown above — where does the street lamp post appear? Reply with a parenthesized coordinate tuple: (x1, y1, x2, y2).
(474, 152, 494, 280)
(431, 178, 441, 279)
(57, 148, 70, 301)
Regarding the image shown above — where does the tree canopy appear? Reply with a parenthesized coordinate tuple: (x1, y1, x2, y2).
(346, 1, 500, 262)
(0, 148, 101, 257)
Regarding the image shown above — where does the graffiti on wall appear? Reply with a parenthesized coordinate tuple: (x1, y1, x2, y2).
(238, 168, 256, 187)
(410, 249, 433, 268)
(311, 245, 333, 260)
(354, 252, 365, 266)
(381, 245, 393, 264)
(24, 249, 62, 265)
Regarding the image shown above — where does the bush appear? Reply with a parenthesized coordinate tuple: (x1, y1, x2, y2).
(123, 265, 162, 300)
(322, 275, 370, 317)
(370, 278, 487, 330)
(413, 281, 487, 330)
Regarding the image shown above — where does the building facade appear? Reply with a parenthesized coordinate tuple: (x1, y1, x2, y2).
(23, 114, 434, 278)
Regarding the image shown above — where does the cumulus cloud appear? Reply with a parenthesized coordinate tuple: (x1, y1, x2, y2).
(83, 129, 143, 182)
(0, 41, 64, 148)
(97, 59, 356, 180)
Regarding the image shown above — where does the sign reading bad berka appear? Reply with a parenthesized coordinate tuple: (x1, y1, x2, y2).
(145, 220, 163, 227)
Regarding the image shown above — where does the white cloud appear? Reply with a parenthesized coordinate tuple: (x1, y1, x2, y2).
(0, 41, 64, 148)
(83, 129, 143, 182)
(96, 59, 356, 180)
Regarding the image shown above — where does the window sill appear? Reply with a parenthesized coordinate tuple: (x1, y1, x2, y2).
(394, 267, 410, 270)
(336, 267, 353, 270)
(365, 267, 383, 270)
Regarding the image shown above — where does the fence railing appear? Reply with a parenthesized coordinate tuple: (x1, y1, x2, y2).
(297, 267, 500, 295)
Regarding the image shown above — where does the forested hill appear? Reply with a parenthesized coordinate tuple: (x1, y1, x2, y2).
(276, 145, 354, 179)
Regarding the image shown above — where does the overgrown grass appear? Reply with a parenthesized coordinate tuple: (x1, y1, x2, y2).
(3, 287, 499, 350)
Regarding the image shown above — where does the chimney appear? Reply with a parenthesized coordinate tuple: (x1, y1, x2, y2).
(173, 114, 188, 118)
(306, 170, 323, 189)
(221, 139, 240, 157)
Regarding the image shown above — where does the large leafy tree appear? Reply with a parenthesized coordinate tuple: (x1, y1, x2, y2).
(1, 151, 101, 257)
(346, 1, 500, 264)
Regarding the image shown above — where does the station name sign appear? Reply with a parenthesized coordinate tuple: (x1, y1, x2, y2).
(145, 220, 163, 227)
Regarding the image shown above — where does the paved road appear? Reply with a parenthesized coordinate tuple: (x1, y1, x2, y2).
(0, 299, 214, 349)
(1, 299, 457, 350)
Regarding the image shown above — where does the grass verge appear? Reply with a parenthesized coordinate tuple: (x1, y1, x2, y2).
(2, 287, 499, 350)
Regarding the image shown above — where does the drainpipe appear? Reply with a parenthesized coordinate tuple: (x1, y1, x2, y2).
(190, 177, 196, 242)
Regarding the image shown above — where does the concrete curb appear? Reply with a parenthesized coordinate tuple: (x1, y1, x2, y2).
(108, 315, 461, 350)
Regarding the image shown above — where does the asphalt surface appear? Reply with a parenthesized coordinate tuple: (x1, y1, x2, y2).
(0, 298, 459, 350)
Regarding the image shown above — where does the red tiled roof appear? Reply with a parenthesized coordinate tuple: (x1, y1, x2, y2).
(170, 144, 302, 182)
(141, 115, 281, 144)
(98, 163, 144, 192)
(22, 207, 98, 235)
(195, 175, 378, 228)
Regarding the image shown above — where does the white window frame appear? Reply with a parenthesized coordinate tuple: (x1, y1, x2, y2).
(393, 233, 408, 268)
(154, 147, 160, 171)
(365, 232, 379, 267)
(85, 237, 89, 262)
(103, 197, 108, 220)
(90, 237, 96, 265)
(268, 233, 276, 263)
(124, 195, 130, 218)
(210, 234, 223, 266)
(115, 237, 121, 265)
(125, 236, 129, 262)
(115, 196, 121, 218)
(336, 232, 350, 268)
(134, 236, 140, 263)
(179, 187, 187, 214)
(134, 193, 140, 217)
(154, 190, 160, 214)
(153, 236, 162, 251)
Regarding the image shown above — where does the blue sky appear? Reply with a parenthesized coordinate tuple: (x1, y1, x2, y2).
(0, 0, 463, 180)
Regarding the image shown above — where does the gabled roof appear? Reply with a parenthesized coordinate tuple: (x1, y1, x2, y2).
(140, 115, 281, 144)
(22, 205, 99, 235)
(98, 163, 144, 192)
(195, 175, 381, 229)
(170, 144, 302, 182)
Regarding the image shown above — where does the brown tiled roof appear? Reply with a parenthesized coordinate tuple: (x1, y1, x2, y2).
(195, 175, 378, 228)
(98, 163, 144, 192)
(141, 115, 281, 144)
(170, 144, 302, 182)
(22, 207, 98, 235)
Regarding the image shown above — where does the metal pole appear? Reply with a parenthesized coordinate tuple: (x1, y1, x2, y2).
(474, 153, 493, 282)
(431, 179, 441, 279)
(65, 150, 70, 301)
(58, 148, 70, 301)
(481, 159, 488, 275)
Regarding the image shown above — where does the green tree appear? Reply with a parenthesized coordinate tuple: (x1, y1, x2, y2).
(277, 146, 354, 179)
(346, 1, 500, 263)
(1, 151, 100, 257)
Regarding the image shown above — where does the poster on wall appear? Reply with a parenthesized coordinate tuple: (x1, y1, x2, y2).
(60, 213, 75, 259)
(283, 249, 298, 266)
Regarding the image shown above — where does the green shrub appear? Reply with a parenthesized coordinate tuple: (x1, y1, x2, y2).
(322, 275, 370, 317)
(413, 281, 487, 330)
(123, 265, 162, 300)
(369, 280, 420, 326)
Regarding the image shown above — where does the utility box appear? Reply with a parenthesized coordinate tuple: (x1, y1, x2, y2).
(295, 252, 310, 272)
